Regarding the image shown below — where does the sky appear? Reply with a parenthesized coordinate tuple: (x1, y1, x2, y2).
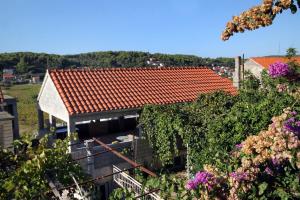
(0, 0, 299, 58)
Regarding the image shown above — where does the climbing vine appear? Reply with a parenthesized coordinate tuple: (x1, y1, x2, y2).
(140, 58, 300, 173)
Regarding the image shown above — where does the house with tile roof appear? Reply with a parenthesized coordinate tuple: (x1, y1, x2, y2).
(244, 56, 300, 78)
(37, 67, 236, 142)
(37, 67, 237, 189)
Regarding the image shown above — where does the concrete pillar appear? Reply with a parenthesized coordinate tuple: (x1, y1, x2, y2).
(233, 56, 241, 89)
(137, 124, 143, 137)
(84, 139, 94, 176)
(37, 108, 44, 131)
(11, 101, 19, 139)
(67, 119, 76, 152)
(186, 144, 192, 179)
(49, 114, 56, 131)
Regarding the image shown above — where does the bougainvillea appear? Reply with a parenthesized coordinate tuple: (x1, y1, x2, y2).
(222, 0, 299, 40)
(268, 61, 290, 78)
(186, 108, 300, 199)
(186, 171, 216, 190)
(284, 111, 300, 135)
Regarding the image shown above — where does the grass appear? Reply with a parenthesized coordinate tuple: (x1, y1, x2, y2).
(3, 84, 41, 135)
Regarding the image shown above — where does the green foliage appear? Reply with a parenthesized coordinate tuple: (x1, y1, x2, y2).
(140, 104, 185, 165)
(109, 188, 136, 200)
(0, 51, 234, 74)
(16, 56, 28, 74)
(140, 72, 299, 172)
(109, 172, 192, 200)
(0, 134, 87, 199)
(286, 47, 298, 60)
(286, 47, 300, 75)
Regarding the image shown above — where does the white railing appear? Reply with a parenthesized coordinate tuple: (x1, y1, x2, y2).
(112, 165, 162, 200)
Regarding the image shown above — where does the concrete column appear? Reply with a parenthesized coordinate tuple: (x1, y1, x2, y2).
(11, 101, 19, 139)
(84, 139, 94, 176)
(233, 56, 241, 89)
(49, 114, 57, 131)
(67, 119, 76, 152)
(137, 124, 143, 137)
(37, 108, 44, 131)
(186, 143, 192, 179)
(67, 120, 76, 136)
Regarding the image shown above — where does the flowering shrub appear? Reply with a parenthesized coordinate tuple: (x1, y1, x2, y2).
(276, 83, 288, 92)
(186, 108, 300, 199)
(268, 61, 290, 78)
(186, 171, 216, 190)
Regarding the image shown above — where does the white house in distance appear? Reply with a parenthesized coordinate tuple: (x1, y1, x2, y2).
(244, 56, 300, 78)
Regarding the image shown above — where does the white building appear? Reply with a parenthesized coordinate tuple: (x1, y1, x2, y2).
(244, 57, 300, 79)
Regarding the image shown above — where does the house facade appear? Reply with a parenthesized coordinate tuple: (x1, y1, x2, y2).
(244, 57, 300, 79)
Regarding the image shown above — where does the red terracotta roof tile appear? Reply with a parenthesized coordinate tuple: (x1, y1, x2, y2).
(49, 67, 237, 115)
(251, 57, 300, 69)
(0, 87, 3, 104)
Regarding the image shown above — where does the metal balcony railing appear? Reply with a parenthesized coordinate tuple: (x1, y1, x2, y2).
(112, 165, 161, 200)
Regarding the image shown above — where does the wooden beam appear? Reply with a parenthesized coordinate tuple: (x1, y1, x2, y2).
(93, 137, 157, 177)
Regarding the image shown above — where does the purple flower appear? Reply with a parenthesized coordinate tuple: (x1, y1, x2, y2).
(230, 172, 247, 181)
(185, 180, 197, 190)
(284, 117, 300, 135)
(194, 171, 213, 185)
(272, 158, 280, 166)
(286, 117, 295, 123)
(268, 62, 290, 78)
(291, 111, 297, 116)
(186, 171, 216, 190)
(284, 124, 300, 135)
(235, 143, 243, 149)
(264, 167, 274, 176)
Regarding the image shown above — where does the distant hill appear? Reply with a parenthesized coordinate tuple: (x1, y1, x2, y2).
(0, 51, 234, 74)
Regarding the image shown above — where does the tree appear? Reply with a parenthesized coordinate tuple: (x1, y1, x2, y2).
(0, 135, 88, 199)
(286, 47, 298, 59)
(16, 56, 28, 74)
(222, 0, 300, 41)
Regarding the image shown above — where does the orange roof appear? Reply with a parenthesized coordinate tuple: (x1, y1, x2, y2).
(49, 67, 237, 115)
(0, 87, 4, 104)
(251, 57, 300, 69)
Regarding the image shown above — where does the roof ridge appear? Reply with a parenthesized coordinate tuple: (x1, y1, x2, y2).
(48, 66, 210, 72)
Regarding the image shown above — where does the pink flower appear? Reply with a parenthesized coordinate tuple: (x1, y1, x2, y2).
(268, 62, 290, 78)
(185, 180, 197, 190)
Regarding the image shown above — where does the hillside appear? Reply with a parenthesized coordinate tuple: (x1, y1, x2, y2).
(0, 51, 234, 74)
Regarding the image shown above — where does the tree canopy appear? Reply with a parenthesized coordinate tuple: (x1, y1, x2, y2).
(0, 51, 234, 74)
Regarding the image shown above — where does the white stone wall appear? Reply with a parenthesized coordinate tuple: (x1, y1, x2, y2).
(244, 59, 264, 79)
(38, 72, 69, 122)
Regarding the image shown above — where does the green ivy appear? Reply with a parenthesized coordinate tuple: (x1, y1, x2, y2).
(140, 74, 300, 172)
